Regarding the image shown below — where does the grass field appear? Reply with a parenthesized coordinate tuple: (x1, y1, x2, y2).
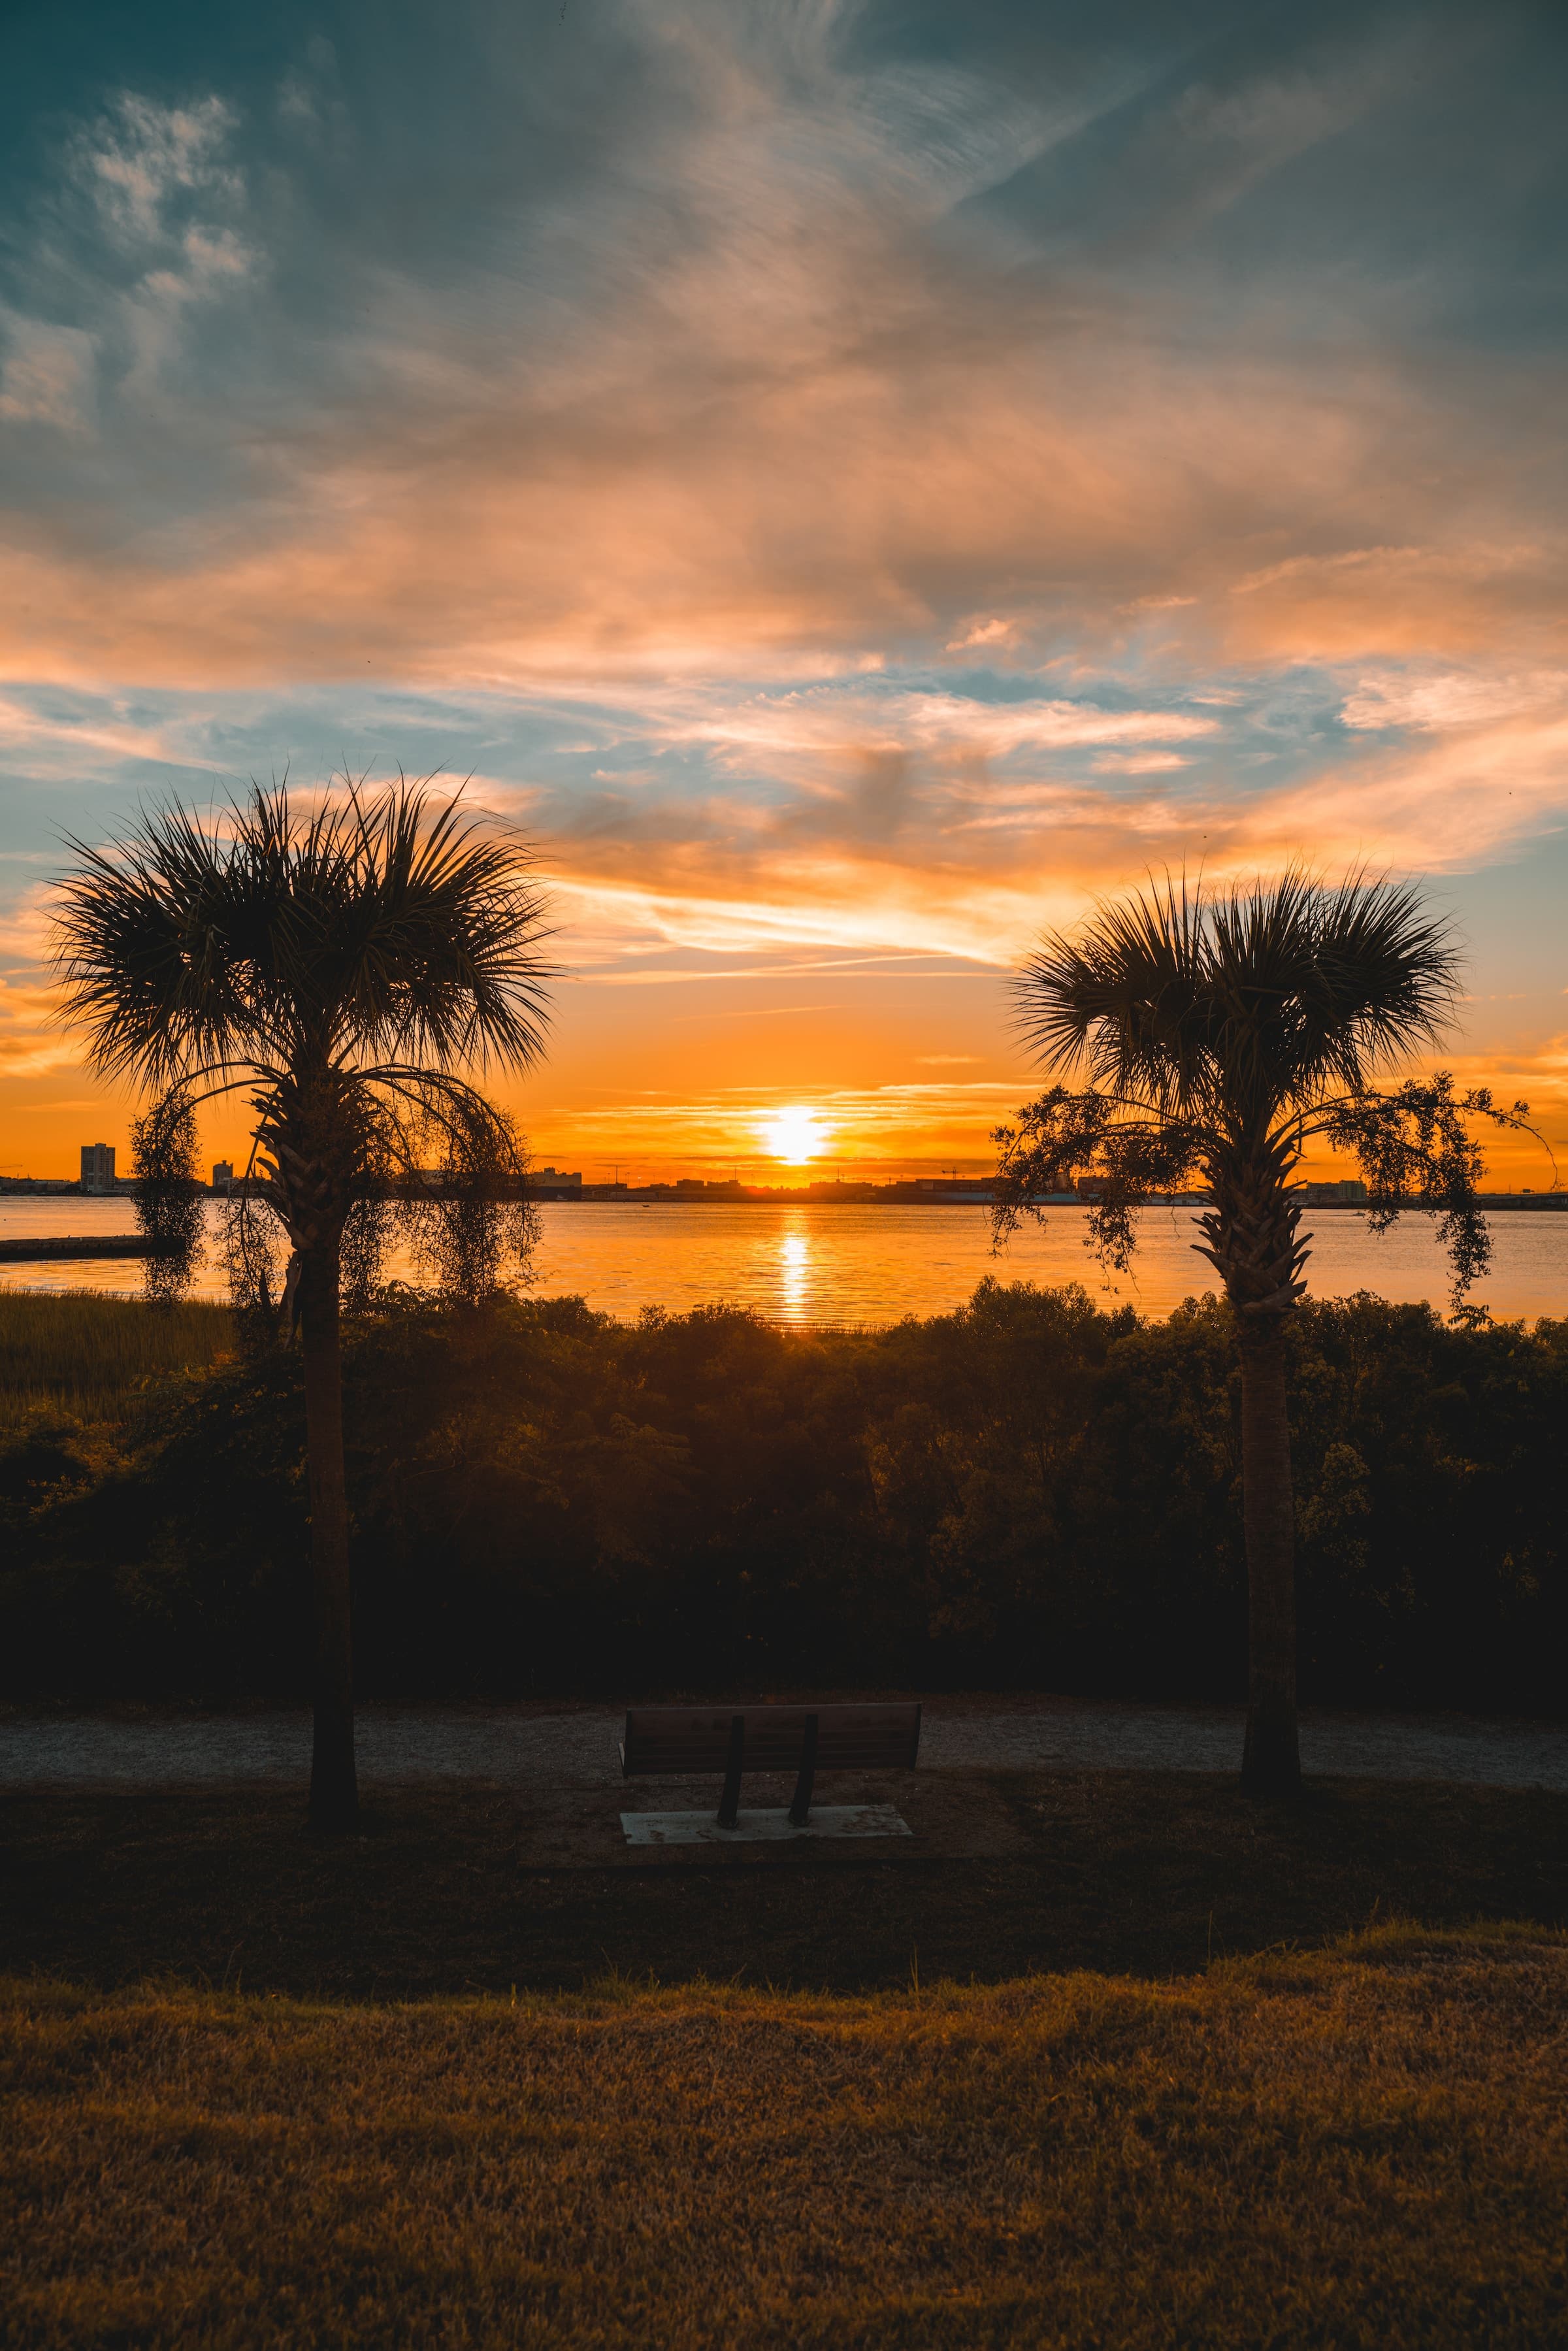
(4, 1925, 1565, 2348)
(5, 1779, 1564, 2343)
(0, 1289, 235, 1421)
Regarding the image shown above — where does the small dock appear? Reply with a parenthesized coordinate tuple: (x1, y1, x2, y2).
(0, 1235, 152, 1263)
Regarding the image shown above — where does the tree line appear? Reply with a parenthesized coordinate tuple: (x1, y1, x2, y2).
(4, 1281, 1563, 1714)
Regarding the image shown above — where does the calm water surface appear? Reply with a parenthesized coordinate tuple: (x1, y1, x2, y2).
(3, 1195, 1567, 1323)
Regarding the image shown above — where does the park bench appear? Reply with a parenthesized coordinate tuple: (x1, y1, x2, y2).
(620, 1701, 922, 1835)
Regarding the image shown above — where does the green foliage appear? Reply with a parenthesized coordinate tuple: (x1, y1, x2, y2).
(1, 1280, 1563, 1711)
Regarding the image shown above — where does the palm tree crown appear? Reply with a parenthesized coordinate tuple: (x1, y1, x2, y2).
(54, 778, 556, 1288)
(1002, 871, 1501, 1317)
(54, 781, 552, 1094)
(1016, 871, 1461, 1138)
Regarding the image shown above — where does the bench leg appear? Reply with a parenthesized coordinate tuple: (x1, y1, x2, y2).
(788, 1712, 819, 1827)
(717, 1713, 745, 1830)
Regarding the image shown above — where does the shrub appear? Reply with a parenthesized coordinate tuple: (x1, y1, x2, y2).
(1, 1282, 1563, 1709)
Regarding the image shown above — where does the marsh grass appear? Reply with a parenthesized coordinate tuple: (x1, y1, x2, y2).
(3, 1926, 1565, 2348)
(0, 1289, 235, 1422)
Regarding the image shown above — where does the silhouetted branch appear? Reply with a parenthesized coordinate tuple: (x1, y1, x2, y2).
(130, 1090, 205, 1307)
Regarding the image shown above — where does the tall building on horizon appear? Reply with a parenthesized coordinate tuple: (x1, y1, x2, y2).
(80, 1142, 115, 1192)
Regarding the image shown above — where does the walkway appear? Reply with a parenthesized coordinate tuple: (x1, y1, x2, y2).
(3, 1696, 1563, 1792)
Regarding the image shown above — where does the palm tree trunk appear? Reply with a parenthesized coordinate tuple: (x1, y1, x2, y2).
(1237, 1317, 1301, 1796)
(300, 1241, 359, 1832)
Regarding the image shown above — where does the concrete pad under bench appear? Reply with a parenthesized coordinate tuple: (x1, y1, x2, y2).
(621, 1802, 911, 1847)
(513, 1768, 1035, 1870)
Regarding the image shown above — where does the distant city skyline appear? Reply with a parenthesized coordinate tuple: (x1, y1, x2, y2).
(2, 1, 1564, 1187)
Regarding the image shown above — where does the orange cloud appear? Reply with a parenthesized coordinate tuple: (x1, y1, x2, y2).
(2, 5, 1565, 1184)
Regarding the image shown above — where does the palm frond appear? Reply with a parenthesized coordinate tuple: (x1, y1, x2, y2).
(52, 778, 557, 1089)
(1013, 868, 1463, 1134)
(1015, 874, 1206, 1112)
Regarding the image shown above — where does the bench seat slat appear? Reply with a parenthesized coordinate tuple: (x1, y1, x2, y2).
(621, 1702, 920, 1778)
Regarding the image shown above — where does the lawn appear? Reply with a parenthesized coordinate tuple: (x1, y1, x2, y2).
(4, 1925, 1565, 2348)
(4, 1770, 1565, 1997)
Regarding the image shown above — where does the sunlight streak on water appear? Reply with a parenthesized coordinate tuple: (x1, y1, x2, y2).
(2, 1198, 1566, 1324)
(777, 1222, 810, 1321)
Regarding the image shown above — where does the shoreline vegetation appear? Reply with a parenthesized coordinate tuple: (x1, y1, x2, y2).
(0, 1290, 235, 1421)
(2, 1281, 1563, 1714)
(4, 1924, 1565, 2348)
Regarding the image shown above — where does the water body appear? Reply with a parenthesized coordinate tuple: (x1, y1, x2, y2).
(3, 1194, 1566, 1323)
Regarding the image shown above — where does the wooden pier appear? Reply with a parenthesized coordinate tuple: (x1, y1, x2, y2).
(0, 1235, 152, 1263)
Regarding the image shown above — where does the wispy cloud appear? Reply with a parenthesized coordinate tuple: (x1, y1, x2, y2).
(0, 0, 1563, 1171)
(1340, 670, 1568, 732)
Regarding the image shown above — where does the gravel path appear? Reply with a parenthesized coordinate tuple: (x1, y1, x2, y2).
(3, 1697, 1564, 1792)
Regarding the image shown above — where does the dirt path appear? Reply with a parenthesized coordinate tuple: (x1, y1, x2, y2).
(3, 1696, 1563, 1792)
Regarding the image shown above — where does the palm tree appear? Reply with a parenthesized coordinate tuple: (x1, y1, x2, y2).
(992, 873, 1531, 1796)
(53, 780, 554, 1831)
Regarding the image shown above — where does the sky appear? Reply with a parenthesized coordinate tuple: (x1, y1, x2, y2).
(1, 0, 1565, 1184)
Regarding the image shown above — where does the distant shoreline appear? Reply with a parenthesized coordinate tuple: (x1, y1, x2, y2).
(2, 1187, 1563, 1209)
(3, 1192, 1564, 1270)
(525, 1194, 1566, 1211)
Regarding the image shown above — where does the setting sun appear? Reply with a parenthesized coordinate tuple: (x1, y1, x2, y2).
(760, 1106, 829, 1164)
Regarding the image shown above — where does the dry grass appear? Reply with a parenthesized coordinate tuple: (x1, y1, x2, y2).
(3, 1926, 1565, 2348)
(0, 1289, 235, 1422)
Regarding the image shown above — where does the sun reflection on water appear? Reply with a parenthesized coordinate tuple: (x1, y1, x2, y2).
(3, 1199, 1567, 1324)
(778, 1225, 811, 1319)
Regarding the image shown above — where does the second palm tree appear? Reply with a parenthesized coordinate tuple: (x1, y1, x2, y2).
(993, 873, 1529, 1795)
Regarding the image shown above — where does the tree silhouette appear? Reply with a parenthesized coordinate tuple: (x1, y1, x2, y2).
(54, 780, 554, 1829)
(992, 872, 1536, 1794)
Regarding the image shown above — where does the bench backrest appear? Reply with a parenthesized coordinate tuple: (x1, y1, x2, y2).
(621, 1701, 921, 1778)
